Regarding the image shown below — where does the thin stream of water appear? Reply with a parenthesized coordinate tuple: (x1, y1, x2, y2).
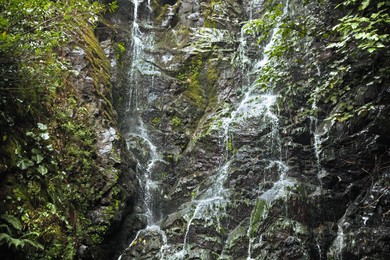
(175, 161, 231, 258)
(118, 1, 167, 258)
(240, 1, 294, 258)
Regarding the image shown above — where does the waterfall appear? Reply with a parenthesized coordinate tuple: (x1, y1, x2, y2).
(310, 82, 324, 184)
(328, 214, 347, 260)
(107, 0, 390, 258)
(120, 0, 294, 259)
(126, 0, 159, 111)
(236, 1, 296, 258)
(126, 0, 161, 226)
(118, 1, 167, 259)
(174, 161, 231, 258)
(155, 1, 295, 257)
(139, 120, 164, 224)
(310, 81, 334, 197)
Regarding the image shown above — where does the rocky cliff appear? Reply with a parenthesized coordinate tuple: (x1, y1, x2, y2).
(2, 0, 386, 259)
(112, 0, 390, 259)
(0, 1, 136, 259)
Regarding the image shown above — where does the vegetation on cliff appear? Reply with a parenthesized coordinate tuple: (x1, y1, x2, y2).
(242, 1, 390, 257)
(245, 0, 389, 121)
(0, 0, 124, 259)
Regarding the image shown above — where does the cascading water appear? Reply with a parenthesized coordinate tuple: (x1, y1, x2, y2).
(310, 84, 333, 193)
(127, 0, 159, 111)
(127, 0, 142, 111)
(121, 0, 294, 258)
(234, 1, 296, 258)
(126, 0, 161, 225)
(170, 1, 295, 257)
(310, 86, 335, 259)
(139, 120, 164, 224)
(118, 0, 167, 259)
(108, 0, 389, 258)
(129, 1, 294, 258)
(328, 214, 347, 260)
(172, 160, 231, 259)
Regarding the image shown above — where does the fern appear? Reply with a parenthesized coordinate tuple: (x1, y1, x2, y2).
(21, 238, 44, 250)
(0, 214, 44, 251)
(1, 214, 22, 231)
(0, 233, 24, 248)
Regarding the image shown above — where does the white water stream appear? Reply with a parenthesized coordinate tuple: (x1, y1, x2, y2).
(173, 161, 231, 259)
(329, 214, 347, 260)
(127, 0, 159, 111)
(168, 1, 293, 257)
(164, 0, 295, 258)
(235, 1, 295, 259)
(310, 84, 333, 188)
(118, 1, 168, 259)
(120, 0, 297, 258)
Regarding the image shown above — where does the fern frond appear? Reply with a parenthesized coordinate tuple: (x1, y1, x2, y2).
(19, 231, 40, 239)
(0, 233, 25, 248)
(22, 239, 44, 250)
(0, 224, 12, 235)
(1, 214, 22, 231)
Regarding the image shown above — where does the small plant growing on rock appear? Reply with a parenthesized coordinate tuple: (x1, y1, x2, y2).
(170, 116, 181, 127)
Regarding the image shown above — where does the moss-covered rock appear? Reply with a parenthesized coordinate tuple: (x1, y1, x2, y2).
(0, 1, 137, 259)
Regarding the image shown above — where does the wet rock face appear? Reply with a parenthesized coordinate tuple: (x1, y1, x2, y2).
(111, 0, 390, 259)
(317, 100, 390, 259)
(67, 27, 139, 258)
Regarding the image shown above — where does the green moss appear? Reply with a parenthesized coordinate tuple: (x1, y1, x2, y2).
(155, 3, 170, 23)
(264, 218, 308, 238)
(203, 0, 223, 28)
(151, 117, 161, 125)
(165, 153, 179, 164)
(161, 172, 168, 179)
(170, 116, 182, 127)
(183, 57, 206, 107)
(227, 138, 234, 152)
(248, 199, 269, 237)
(204, 19, 217, 28)
(114, 42, 126, 60)
(177, 56, 219, 111)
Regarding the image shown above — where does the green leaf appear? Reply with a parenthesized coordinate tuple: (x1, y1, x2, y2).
(0, 233, 26, 249)
(40, 132, 50, 140)
(0, 233, 13, 245)
(350, 22, 359, 29)
(37, 123, 47, 130)
(46, 144, 54, 151)
(19, 232, 39, 240)
(355, 32, 368, 39)
(32, 154, 44, 164)
(359, 0, 370, 10)
(377, 1, 385, 8)
(16, 159, 34, 170)
(37, 165, 48, 175)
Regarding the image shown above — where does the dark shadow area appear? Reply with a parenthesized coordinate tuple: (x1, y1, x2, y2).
(159, 0, 177, 5)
